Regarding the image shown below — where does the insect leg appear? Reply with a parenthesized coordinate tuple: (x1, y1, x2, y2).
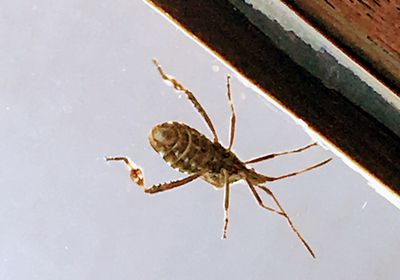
(106, 156, 204, 194)
(144, 173, 203, 194)
(244, 142, 317, 164)
(222, 170, 231, 239)
(265, 157, 332, 182)
(226, 75, 236, 151)
(246, 179, 284, 216)
(152, 59, 219, 143)
(105, 156, 144, 186)
(257, 185, 316, 258)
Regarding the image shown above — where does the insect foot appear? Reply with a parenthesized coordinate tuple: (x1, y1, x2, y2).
(105, 156, 144, 187)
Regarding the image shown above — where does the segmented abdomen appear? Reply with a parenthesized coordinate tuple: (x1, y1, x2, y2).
(148, 121, 242, 176)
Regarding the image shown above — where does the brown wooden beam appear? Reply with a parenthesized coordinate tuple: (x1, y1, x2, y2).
(281, 0, 400, 95)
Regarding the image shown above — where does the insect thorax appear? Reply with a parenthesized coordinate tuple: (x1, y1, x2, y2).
(148, 121, 247, 187)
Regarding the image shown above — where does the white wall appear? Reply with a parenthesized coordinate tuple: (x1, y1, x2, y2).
(0, 1, 399, 279)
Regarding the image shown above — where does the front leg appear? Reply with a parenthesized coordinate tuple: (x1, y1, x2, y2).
(105, 156, 144, 186)
(144, 173, 203, 194)
(105, 156, 204, 194)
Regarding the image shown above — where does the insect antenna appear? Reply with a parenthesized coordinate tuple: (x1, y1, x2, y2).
(245, 142, 317, 164)
(265, 158, 332, 182)
(152, 58, 219, 143)
(226, 75, 236, 151)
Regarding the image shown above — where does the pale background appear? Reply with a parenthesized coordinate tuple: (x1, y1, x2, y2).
(1, 1, 399, 279)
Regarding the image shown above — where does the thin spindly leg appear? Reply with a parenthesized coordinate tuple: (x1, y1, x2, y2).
(264, 158, 332, 182)
(246, 179, 285, 216)
(144, 173, 203, 194)
(226, 75, 236, 151)
(257, 185, 316, 258)
(222, 170, 231, 239)
(244, 142, 317, 164)
(152, 59, 219, 143)
(105, 156, 204, 194)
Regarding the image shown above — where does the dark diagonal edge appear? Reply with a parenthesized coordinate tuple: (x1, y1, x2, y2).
(146, 0, 400, 195)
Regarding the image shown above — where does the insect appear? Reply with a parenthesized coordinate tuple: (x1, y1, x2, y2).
(106, 59, 332, 258)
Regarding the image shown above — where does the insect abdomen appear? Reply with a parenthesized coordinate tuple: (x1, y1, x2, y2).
(148, 122, 216, 174)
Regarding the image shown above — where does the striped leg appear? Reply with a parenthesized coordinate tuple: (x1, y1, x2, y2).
(152, 59, 219, 143)
(105, 156, 203, 193)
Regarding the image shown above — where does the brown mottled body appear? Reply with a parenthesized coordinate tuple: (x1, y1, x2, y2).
(149, 121, 264, 188)
(106, 59, 332, 258)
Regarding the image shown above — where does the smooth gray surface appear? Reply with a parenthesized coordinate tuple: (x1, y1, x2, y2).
(1, 1, 399, 279)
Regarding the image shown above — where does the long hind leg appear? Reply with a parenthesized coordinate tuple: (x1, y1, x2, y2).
(246, 179, 284, 216)
(257, 183, 316, 258)
(105, 156, 204, 194)
(246, 179, 315, 258)
(152, 59, 219, 143)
